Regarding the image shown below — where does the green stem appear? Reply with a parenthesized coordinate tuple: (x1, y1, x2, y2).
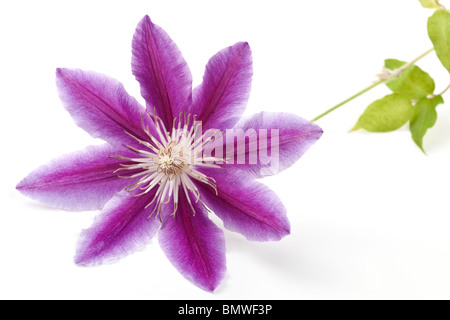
(310, 80, 384, 123)
(438, 83, 450, 96)
(399, 48, 435, 72)
(310, 48, 435, 123)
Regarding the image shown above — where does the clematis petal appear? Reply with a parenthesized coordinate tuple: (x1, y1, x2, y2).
(75, 190, 160, 266)
(192, 42, 253, 131)
(158, 194, 226, 292)
(220, 112, 323, 178)
(16, 144, 135, 211)
(56, 68, 156, 147)
(196, 168, 290, 241)
(132, 15, 192, 129)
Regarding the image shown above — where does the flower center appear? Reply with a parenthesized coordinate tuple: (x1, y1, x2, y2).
(154, 140, 192, 176)
(158, 152, 175, 169)
(113, 111, 222, 219)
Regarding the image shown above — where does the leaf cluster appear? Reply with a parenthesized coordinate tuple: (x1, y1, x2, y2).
(352, 3, 450, 153)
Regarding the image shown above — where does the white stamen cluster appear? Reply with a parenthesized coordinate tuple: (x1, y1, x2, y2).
(113, 111, 222, 219)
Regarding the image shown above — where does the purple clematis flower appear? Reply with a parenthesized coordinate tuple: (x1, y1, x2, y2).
(16, 15, 322, 291)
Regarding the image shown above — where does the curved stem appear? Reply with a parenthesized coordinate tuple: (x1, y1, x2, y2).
(438, 83, 450, 96)
(311, 48, 435, 123)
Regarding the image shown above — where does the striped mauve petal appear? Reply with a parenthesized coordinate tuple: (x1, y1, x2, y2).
(196, 168, 290, 241)
(192, 42, 253, 131)
(223, 112, 323, 178)
(16, 144, 135, 211)
(158, 194, 226, 291)
(75, 190, 160, 266)
(56, 68, 156, 148)
(132, 15, 192, 129)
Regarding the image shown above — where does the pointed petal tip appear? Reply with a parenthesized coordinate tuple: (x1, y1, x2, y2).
(282, 228, 291, 240)
(15, 179, 33, 198)
(15, 175, 34, 194)
(73, 249, 98, 267)
(15, 176, 34, 200)
(55, 68, 62, 81)
(234, 41, 251, 54)
(137, 15, 152, 28)
(314, 125, 324, 139)
(278, 223, 291, 239)
(15, 180, 31, 201)
(73, 251, 101, 267)
(186, 273, 223, 292)
(55, 68, 71, 84)
(203, 282, 219, 293)
(73, 238, 101, 267)
(137, 15, 156, 32)
(236, 41, 250, 48)
(55, 67, 66, 78)
(15, 179, 24, 191)
(73, 254, 87, 266)
(194, 270, 225, 292)
(251, 216, 290, 242)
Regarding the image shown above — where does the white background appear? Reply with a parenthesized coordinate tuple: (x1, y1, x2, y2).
(1, 0, 450, 300)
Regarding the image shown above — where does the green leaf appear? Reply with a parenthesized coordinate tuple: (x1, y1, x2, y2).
(419, 0, 443, 9)
(384, 59, 435, 100)
(352, 94, 414, 132)
(410, 95, 444, 152)
(428, 10, 450, 73)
